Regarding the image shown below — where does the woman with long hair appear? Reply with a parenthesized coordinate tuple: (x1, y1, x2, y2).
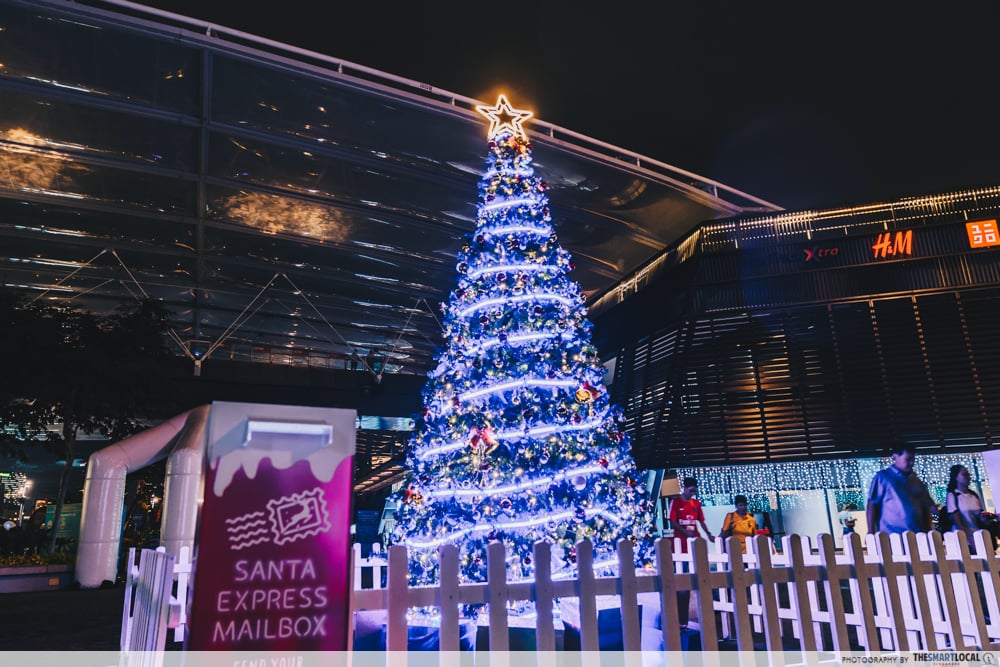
(945, 464, 985, 547)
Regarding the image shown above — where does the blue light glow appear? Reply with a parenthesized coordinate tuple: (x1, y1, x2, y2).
(391, 119, 652, 591)
(457, 293, 573, 318)
(465, 263, 558, 280)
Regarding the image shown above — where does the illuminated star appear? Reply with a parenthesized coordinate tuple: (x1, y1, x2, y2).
(476, 94, 534, 140)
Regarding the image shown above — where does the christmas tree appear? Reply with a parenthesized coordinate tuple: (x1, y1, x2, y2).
(392, 95, 653, 590)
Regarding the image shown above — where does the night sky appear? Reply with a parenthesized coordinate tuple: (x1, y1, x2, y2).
(136, 1, 1000, 211)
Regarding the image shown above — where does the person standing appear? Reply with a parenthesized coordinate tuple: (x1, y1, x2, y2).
(945, 463, 984, 546)
(720, 494, 757, 554)
(839, 503, 858, 535)
(667, 477, 714, 629)
(668, 477, 714, 547)
(866, 442, 937, 535)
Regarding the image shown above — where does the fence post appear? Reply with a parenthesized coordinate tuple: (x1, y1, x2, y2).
(615, 538, 641, 655)
(902, 531, 938, 650)
(971, 530, 1000, 644)
(751, 533, 785, 659)
(170, 545, 192, 642)
(724, 537, 755, 651)
(386, 544, 409, 651)
(931, 531, 977, 649)
(785, 534, 818, 654)
(437, 543, 461, 652)
(573, 539, 599, 658)
(873, 531, 909, 650)
(532, 540, 557, 653)
(689, 536, 720, 660)
(654, 537, 683, 658)
(120, 547, 138, 651)
(817, 532, 851, 653)
(844, 532, 879, 652)
(487, 541, 511, 661)
(121, 547, 175, 666)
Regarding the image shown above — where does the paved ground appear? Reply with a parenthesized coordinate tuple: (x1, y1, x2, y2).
(0, 583, 829, 654)
(0, 585, 125, 650)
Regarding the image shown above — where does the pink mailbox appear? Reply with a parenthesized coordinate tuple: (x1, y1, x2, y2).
(185, 401, 356, 651)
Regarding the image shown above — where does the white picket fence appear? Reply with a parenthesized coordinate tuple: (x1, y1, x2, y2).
(122, 529, 1000, 658)
(121, 545, 193, 657)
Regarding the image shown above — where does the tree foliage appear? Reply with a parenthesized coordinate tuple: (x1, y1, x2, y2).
(0, 288, 177, 550)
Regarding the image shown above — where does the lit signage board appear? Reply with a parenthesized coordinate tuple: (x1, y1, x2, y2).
(966, 219, 1000, 248)
(186, 402, 356, 651)
(803, 245, 840, 262)
(872, 230, 913, 259)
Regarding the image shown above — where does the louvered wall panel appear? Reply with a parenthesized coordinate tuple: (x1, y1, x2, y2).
(919, 223, 971, 257)
(616, 328, 683, 467)
(829, 302, 894, 449)
(618, 338, 650, 450)
(916, 293, 985, 447)
(697, 252, 740, 283)
(873, 298, 939, 442)
(698, 284, 743, 313)
(961, 290, 1000, 438)
(784, 309, 841, 455)
(967, 253, 1000, 283)
(668, 318, 733, 466)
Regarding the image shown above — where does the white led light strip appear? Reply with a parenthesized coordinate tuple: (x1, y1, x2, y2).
(483, 169, 534, 179)
(481, 197, 538, 212)
(465, 262, 558, 281)
(463, 331, 557, 354)
(407, 507, 625, 550)
(458, 293, 573, 318)
(425, 374, 579, 419)
(419, 414, 608, 459)
(477, 225, 549, 238)
(423, 461, 622, 501)
(460, 377, 577, 402)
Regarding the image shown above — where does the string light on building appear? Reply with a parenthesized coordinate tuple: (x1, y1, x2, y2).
(676, 452, 985, 502)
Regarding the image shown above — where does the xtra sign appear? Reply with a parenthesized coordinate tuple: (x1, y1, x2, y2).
(185, 401, 356, 651)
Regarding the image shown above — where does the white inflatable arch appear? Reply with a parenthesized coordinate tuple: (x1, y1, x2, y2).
(75, 404, 210, 588)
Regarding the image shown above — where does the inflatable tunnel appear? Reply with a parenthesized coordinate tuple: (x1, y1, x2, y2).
(75, 405, 210, 588)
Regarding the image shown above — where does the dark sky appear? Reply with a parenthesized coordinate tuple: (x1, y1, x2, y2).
(138, 1, 1000, 211)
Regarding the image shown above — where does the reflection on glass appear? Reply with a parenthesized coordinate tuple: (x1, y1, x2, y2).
(222, 191, 350, 242)
(0, 128, 89, 192)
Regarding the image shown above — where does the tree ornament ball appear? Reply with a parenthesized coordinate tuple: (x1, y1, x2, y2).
(571, 475, 587, 490)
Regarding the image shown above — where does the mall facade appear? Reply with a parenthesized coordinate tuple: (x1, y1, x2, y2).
(589, 188, 1000, 544)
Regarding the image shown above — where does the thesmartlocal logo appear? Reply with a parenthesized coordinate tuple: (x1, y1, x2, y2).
(840, 653, 995, 666)
(911, 652, 992, 665)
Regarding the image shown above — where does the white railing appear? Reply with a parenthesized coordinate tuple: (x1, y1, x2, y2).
(351, 530, 1000, 655)
(121, 545, 192, 654)
(354, 542, 389, 591)
(124, 530, 1000, 656)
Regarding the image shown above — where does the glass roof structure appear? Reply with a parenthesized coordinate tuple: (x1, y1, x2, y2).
(0, 0, 782, 379)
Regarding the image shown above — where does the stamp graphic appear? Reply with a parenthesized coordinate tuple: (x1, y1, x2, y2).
(224, 487, 330, 549)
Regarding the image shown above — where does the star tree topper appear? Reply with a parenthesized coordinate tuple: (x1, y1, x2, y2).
(476, 94, 534, 140)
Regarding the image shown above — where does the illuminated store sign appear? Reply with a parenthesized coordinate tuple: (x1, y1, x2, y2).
(871, 230, 913, 259)
(803, 245, 839, 262)
(966, 219, 1000, 248)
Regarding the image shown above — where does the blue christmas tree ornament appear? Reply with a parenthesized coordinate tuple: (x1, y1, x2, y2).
(392, 95, 654, 597)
